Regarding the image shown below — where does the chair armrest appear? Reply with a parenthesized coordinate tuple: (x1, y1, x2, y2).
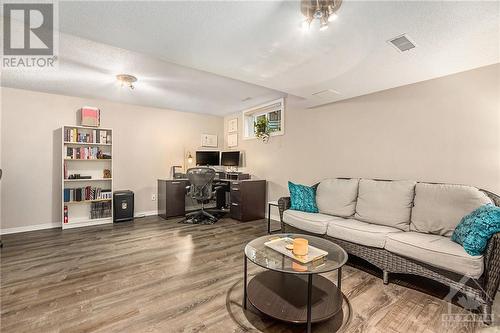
(484, 232, 500, 302)
(211, 185, 223, 198)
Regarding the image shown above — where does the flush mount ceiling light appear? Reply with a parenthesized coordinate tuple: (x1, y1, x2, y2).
(301, 0, 342, 32)
(116, 74, 137, 89)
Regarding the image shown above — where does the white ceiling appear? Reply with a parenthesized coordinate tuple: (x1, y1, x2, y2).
(1, 31, 285, 115)
(2, 1, 499, 114)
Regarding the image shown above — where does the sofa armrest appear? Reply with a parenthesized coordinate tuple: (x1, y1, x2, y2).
(484, 232, 500, 302)
(278, 197, 291, 219)
(278, 197, 291, 230)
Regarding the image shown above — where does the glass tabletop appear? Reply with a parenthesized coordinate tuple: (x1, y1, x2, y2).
(244, 233, 348, 275)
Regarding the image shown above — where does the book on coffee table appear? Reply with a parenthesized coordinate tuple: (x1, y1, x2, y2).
(264, 237, 328, 264)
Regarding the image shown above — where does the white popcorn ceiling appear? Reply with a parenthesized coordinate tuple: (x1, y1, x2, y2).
(2, 1, 499, 114)
(1, 32, 285, 115)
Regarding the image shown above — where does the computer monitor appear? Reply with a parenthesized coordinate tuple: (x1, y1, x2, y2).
(221, 151, 240, 166)
(196, 151, 220, 166)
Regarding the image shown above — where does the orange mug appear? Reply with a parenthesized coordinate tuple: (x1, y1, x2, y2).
(293, 238, 308, 256)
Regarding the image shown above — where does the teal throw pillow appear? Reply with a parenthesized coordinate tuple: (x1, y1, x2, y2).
(288, 181, 319, 213)
(451, 204, 500, 256)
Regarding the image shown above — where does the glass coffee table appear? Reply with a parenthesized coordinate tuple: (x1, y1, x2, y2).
(243, 234, 348, 333)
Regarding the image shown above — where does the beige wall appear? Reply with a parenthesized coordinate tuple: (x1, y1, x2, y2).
(224, 64, 500, 204)
(0, 87, 3, 228)
(2, 64, 498, 232)
(1, 88, 223, 231)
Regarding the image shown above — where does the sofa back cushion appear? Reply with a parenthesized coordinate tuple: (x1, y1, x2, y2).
(410, 183, 492, 237)
(355, 179, 416, 230)
(316, 178, 359, 217)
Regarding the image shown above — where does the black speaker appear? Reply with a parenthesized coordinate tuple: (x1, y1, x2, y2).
(113, 190, 134, 222)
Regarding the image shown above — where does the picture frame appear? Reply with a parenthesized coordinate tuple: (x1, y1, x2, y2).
(201, 134, 218, 147)
(228, 118, 238, 133)
(227, 133, 238, 147)
(79, 106, 100, 127)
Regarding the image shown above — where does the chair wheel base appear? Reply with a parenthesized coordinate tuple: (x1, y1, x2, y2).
(179, 211, 219, 225)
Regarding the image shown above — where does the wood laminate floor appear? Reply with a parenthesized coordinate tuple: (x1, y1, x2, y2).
(1, 216, 499, 333)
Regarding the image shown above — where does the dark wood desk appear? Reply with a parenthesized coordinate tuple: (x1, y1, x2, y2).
(157, 178, 266, 222)
(229, 179, 266, 221)
(157, 179, 189, 219)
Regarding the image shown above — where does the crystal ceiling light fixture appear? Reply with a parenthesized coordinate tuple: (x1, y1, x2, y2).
(301, 0, 342, 32)
(116, 74, 137, 89)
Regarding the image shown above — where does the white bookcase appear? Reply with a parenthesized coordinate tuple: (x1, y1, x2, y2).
(61, 125, 113, 229)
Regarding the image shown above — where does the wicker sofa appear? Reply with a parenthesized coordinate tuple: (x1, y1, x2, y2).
(278, 178, 500, 324)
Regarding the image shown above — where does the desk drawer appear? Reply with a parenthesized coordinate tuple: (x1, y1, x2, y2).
(230, 202, 242, 220)
(230, 187, 241, 203)
(165, 180, 188, 217)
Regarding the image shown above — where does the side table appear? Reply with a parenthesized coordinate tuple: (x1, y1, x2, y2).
(267, 201, 280, 234)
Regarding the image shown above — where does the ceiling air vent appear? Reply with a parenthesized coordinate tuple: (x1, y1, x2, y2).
(311, 89, 340, 98)
(387, 34, 416, 53)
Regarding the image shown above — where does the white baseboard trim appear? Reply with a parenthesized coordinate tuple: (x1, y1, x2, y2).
(134, 210, 158, 218)
(2, 210, 276, 234)
(1, 211, 159, 235)
(0, 222, 61, 235)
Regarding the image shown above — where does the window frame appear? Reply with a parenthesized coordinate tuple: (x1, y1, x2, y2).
(242, 98, 285, 140)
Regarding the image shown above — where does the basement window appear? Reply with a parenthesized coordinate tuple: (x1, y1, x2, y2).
(242, 98, 285, 140)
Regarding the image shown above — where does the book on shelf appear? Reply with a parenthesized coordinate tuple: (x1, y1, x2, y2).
(64, 186, 110, 202)
(64, 128, 111, 144)
(99, 131, 107, 144)
(90, 201, 112, 219)
(63, 162, 68, 179)
(65, 146, 106, 159)
(75, 188, 82, 201)
(100, 190, 112, 199)
(64, 206, 68, 224)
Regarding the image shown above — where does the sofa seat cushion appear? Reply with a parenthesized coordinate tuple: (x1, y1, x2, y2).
(355, 179, 416, 231)
(326, 218, 402, 248)
(316, 178, 359, 217)
(283, 209, 339, 235)
(385, 232, 484, 279)
(410, 183, 493, 237)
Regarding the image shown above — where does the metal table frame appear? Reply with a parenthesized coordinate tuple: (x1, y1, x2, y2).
(243, 256, 342, 333)
(267, 201, 280, 234)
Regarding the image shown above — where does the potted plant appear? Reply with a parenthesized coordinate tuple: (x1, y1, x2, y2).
(254, 117, 270, 142)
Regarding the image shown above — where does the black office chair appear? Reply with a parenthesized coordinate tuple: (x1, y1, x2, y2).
(181, 167, 222, 224)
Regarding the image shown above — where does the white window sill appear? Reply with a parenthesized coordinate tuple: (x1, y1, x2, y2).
(242, 131, 285, 141)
